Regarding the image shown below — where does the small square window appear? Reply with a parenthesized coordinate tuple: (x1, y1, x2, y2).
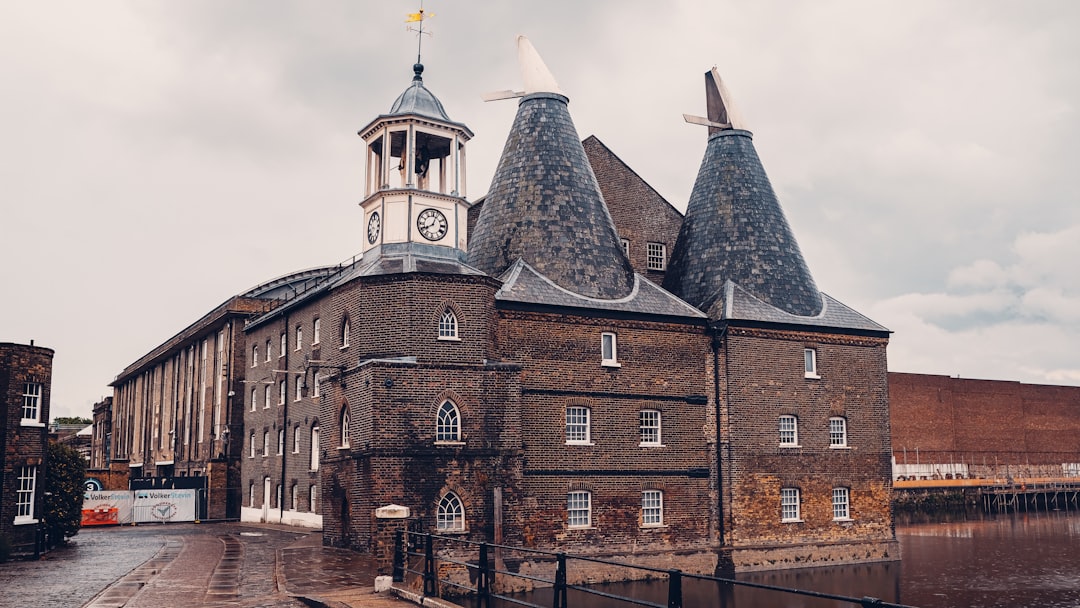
(804, 348, 819, 378)
(566, 406, 591, 444)
(601, 332, 620, 367)
(830, 417, 848, 448)
(642, 490, 663, 526)
(567, 491, 591, 528)
(781, 488, 801, 522)
(647, 242, 666, 271)
(640, 410, 661, 446)
(833, 487, 851, 520)
(779, 415, 799, 447)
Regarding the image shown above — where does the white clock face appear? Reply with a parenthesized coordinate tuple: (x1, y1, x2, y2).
(417, 208, 448, 241)
(367, 212, 381, 244)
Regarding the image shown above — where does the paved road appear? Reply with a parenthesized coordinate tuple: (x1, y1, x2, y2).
(0, 522, 407, 607)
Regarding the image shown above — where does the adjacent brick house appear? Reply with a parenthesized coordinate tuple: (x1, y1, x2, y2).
(1, 341, 54, 557)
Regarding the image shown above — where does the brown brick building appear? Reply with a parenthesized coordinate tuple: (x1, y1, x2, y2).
(99, 43, 897, 573)
(1, 341, 54, 557)
(890, 372, 1080, 481)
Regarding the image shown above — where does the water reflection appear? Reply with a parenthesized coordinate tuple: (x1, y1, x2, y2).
(479, 512, 1080, 608)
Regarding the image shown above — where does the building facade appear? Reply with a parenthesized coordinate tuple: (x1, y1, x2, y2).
(1, 341, 54, 557)
(101, 40, 897, 573)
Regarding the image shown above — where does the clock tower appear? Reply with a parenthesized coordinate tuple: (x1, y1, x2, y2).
(357, 63, 474, 257)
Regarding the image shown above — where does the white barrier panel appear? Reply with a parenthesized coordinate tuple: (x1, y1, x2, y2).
(133, 489, 197, 523)
(82, 491, 134, 526)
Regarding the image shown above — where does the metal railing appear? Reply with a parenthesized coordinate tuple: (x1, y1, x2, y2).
(392, 530, 918, 608)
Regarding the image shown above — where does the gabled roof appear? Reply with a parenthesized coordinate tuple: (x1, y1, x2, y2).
(713, 280, 888, 334)
(495, 259, 705, 319)
(468, 92, 635, 300)
(582, 135, 684, 222)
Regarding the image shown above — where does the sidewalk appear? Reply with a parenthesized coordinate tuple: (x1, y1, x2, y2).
(272, 526, 429, 608)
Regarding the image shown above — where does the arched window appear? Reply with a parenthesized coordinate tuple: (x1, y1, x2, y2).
(437, 492, 465, 531)
(249, 431, 256, 458)
(436, 400, 460, 442)
(310, 425, 320, 470)
(340, 407, 350, 448)
(341, 317, 350, 348)
(438, 309, 458, 339)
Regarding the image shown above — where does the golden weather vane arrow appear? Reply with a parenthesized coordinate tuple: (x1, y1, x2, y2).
(405, 4, 435, 64)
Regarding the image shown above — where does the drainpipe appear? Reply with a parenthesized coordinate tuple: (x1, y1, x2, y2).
(280, 313, 290, 522)
(711, 323, 728, 545)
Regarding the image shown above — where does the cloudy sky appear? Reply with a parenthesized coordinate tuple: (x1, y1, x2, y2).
(2, 1, 1078, 420)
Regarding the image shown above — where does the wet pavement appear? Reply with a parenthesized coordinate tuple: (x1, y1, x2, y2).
(0, 522, 419, 607)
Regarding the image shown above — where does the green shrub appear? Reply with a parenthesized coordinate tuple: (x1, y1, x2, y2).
(45, 442, 87, 547)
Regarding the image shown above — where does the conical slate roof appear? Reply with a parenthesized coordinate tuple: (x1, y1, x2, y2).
(468, 92, 635, 299)
(387, 63, 452, 122)
(664, 128, 823, 318)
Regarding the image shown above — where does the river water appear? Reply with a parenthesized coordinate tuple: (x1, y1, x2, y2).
(487, 511, 1080, 608)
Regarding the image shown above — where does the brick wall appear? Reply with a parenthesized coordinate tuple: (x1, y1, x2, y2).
(890, 372, 1080, 479)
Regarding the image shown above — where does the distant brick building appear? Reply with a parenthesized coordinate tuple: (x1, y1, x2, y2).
(1, 341, 54, 557)
(101, 43, 897, 573)
(890, 372, 1080, 480)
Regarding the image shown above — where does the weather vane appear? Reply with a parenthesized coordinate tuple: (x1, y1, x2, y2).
(405, 3, 435, 64)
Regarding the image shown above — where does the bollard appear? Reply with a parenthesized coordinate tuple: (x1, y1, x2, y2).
(554, 553, 568, 608)
(667, 569, 683, 608)
(423, 533, 436, 596)
(392, 529, 405, 582)
(478, 542, 490, 608)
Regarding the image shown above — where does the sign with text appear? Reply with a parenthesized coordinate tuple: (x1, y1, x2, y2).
(82, 491, 134, 526)
(133, 489, 197, 523)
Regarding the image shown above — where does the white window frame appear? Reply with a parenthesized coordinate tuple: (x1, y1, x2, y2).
(309, 485, 318, 511)
(781, 487, 801, 522)
(265, 339, 272, 362)
(277, 429, 285, 455)
(804, 348, 820, 379)
(291, 484, 299, 511)
(249, 482, 256, 507)
(279, 333, 286, 358)
(639, 409, 662, 446)
(438, 309, 459, 340)
(313, 373, 321, 398)
(252, 345, 259, 367)
(313, 317, 321, 345)
(435, 400, 462, 443)
(567, 491, 592, 529)
(295, 326, 303, 351)
(14, 466, 37, 524)
(830, 417, 848, 448)
(264, 385, 271, 409)
(437, 492, 466, 532)
(340, 408, 350, 448)
(641, 490, 663, 527)
(779, 415, 799, 447)
(279, 380, 286, 405)
(646, 242, 667, 271)
(601, 332, 620, 367)
(275, 484, 282, 509)
(565, 406, 592, 445)
(263, 430, 270, 457)
(833, 487, 851, 520)
(341, 318, 350, 348)
(21, 383, 42, 425)
(310, 426, 320, 471)
(293, 426, 301, 454)
(249, 432, 256, 458)
(295, 375, 303, 402)
(251, 388, 257, 412)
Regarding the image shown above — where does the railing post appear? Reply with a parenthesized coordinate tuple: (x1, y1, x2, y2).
(423, 533, 436, 597)
(478, 542, 491, 608)
(554, 553, 568, 608)
(667, 569, 683, 608)
(392, 528, 405, 582)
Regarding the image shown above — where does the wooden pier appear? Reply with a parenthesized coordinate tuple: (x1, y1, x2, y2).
(894, 477, 1080, 513)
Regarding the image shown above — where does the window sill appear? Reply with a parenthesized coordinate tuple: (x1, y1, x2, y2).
(639, 443, 666, 448)
(567, 525, 594, 531)
(19, 421, 45, 428)
(340, 345, 350, 350)
(833, 517, 853, 522)
(436, 528, 469, 535)
(437, 336, 461, 342)
(13, 517, 39, 526)
(566, 441, 595, 446)
(782, 519, 804, 524)
(779, 444, 802, 449)
(804, 373, 821, 380)
(830, 445, 851, 450)
(339, 445, 350, 450)
(435, 441, 466, 447)
(640, 523, 667, 529)
(601, 361, 621, 368)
